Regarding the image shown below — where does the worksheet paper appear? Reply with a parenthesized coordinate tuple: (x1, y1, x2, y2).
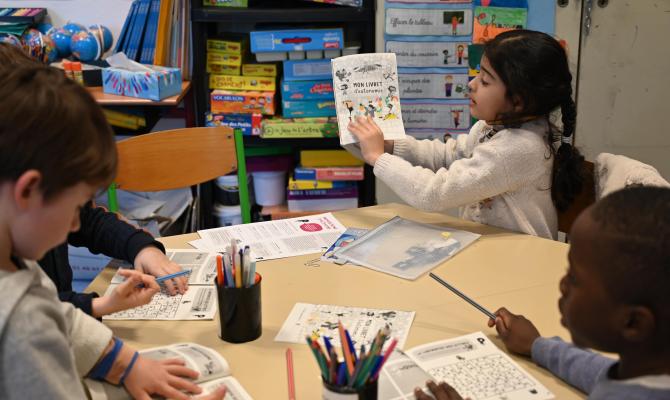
(274, 303, 415, 350)
(110, 249, 218, 285)
(195, 213, 347, 261)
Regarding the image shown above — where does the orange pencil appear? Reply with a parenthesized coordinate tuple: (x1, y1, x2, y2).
(216, 254, 224, 286)
(286, 348, 296, 400)
(338, 321, 355, 375)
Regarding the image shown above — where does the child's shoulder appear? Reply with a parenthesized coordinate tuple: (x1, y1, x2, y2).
(495, 119, 549, 148)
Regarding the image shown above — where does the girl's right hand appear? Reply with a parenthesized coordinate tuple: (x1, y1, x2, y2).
(487, 307, 541, 356)
(123, 356, 206, 400)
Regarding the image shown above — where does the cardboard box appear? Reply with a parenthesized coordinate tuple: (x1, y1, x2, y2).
(261, 117, 338, 138)
(207, 52, 243, 66)
(283, 59, 332, 81)
(242, 63, 277, 77)
(210, 74, 276, 91)
(203, 1, 249, 8)
(206, 63, 241, 75)
(282, 100, 336, 118)
(205, 113, 262, 136)
(102, 65, 182, 101)
(281, 79, 334, 101)
(206, 37, 247, 53)
(250, 28, 343, 53)
(211, 89, 276, 115)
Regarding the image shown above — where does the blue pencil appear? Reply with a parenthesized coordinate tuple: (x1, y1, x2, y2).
(155, 269, 191, 284)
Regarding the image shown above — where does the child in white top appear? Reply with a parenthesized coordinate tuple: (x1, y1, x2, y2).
(346, 30, 584, 239)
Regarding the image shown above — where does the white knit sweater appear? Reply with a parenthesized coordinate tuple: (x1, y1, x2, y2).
(348, 120, 558, 239)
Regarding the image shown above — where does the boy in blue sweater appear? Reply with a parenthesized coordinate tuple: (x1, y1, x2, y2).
(416, 186, 670, 399)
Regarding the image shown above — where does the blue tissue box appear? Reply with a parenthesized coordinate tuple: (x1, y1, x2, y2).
(282, 100, 336, 118)
(283, 59, 333, 81)
(250, 29, 343, 53)
(281, 79, 334, 100)
(102, 65, 182, 101)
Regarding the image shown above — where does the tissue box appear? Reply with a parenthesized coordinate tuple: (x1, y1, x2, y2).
(102, 65, 182, 101)
(211, 89, 276, 115)
(250, 29, 343, 53)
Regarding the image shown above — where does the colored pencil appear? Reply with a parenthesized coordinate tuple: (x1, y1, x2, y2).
(429, 272, 496, 320)
(286, 348, 296, 400)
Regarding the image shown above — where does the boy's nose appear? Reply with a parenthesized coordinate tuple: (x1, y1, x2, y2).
(559, 275, 568, 294)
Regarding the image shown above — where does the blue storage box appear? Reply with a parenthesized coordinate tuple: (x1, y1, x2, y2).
(283, 59, 333, 81)
(102, 65, 182, 101)
(250, 28, 343, 53)
(281, 79, 334, 100)
(282, 100, 336, 118)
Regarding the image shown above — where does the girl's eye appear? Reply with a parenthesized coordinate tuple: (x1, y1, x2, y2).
(481, 79, 489, 86)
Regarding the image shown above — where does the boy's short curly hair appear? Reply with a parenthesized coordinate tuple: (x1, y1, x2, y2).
(0, 65, 117, 200)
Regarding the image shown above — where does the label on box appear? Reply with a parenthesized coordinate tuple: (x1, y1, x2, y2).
(210, 75, 276, 91)
(385, 8, 473, 36)
(261, 117, 338, 138)
(207, 52, 243, 66)
(211, 90, 275, 115)
(207, 63, 241, 75)
(206, 113, 262, 136)
(283, 59, 332, 81)
(282, 100, 336, 118)
(402, 102, 470, 130)
(206, 38, 245, 53)
(386, 41, 469, 68)
(242, 64, 277, 77)
(250, 29, 343, 52)
(281, 80, 334, 100)
(400, 73, 469, 99)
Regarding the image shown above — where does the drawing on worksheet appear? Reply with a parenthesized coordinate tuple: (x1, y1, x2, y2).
(102, 285, 217, 320)
(110, 249, 219, 285)
(274, 303, 415, 350)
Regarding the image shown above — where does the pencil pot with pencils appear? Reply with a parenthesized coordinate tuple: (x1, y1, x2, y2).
(215, 273, 262, 343)
(322, 379, 378, 400)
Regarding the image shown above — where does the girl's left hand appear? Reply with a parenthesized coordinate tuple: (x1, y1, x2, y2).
(134, 246, 188, 295)
(347, 116, 386, 166)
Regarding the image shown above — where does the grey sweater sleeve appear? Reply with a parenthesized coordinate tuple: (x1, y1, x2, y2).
(531, 337, 616, 394)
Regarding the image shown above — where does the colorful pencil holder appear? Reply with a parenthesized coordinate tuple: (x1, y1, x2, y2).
(215, 273, 262, 343)
(322, 379, 378, 400)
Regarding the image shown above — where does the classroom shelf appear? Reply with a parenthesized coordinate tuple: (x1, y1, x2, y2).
(243, 136, 341, 149)
(260, 204, 326, 220)
(191, 5, 370, 23)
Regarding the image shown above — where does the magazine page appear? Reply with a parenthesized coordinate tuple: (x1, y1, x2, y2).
(406, 332, 554, 400)
(196, 377, 253, 400)
(333, 216, 480, 280)
(378, 350, 432, 400)
(332, 53, 406, 146)
(110, 249, 218, 285)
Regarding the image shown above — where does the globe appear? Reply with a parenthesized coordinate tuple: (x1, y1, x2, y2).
(49, 28, 72, 58)
(70, 30, 101, 62)
(88, 24, 113, 52)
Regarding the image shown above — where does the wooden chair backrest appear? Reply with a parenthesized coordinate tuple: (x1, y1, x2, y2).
(115, 126, 237, 191)
(557, 160, 596, 235)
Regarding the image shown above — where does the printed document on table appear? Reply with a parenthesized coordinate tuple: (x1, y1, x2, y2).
(196, 213, 347, 261)
(275, 302, 415, 350)
(110, 249, 218, 285)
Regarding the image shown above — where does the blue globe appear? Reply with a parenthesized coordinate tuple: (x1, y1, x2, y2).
(0, 33, 22, 48)
(49, 28, 72, 58)
(36, 23, 54, 35)
(21, 29, 45, 61)
(63, 22, 86, 35)
(88, 24, 113, 52)
(70, 30, 101, 62)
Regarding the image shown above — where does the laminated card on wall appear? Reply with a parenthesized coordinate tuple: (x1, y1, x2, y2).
(331, 53, 406, 146)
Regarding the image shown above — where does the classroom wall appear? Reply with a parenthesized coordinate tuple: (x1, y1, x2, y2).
(0, 0, 133, 50)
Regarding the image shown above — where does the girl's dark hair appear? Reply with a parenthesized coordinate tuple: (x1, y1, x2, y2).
(483, 30, 584, 212)
(0, 66, 117, 200)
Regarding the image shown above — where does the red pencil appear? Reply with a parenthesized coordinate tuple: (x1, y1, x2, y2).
(216, 254, 224, 286)
(286, 348, 296, 400)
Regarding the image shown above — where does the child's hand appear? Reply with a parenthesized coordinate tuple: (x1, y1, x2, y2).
(414, 381, 466, 400)
(134, 246, 188, 295)
(195, 385, 227, 399)
(487, 307, 541, 356)
(347, 116, 387, 166)
(92, 269, 159, 317)
(123, 356, 204, 400)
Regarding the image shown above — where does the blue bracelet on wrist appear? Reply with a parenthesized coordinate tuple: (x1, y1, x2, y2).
(90, 337, 123, 380)
(119, 351, 140, 386)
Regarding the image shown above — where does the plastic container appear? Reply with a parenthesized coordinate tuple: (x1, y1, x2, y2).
(252, 170, 286, 206)
(214, 173, 254, 206)
(214, 204, 243, 226)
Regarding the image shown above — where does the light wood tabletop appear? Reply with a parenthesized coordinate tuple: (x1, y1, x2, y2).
(87, 81, 191, 106)
(88, 203, 585, 399)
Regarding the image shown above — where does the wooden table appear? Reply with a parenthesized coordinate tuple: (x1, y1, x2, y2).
(88, 203, 585, 399)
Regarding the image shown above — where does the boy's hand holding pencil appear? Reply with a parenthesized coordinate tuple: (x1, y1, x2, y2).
(92, 269, 159, 317)
(487, 307, 541, 357)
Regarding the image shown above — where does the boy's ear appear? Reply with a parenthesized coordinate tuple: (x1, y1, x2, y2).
(13, 170, 43, 210)
(512, 95, 524, 113)
(620, 306, 656, 343)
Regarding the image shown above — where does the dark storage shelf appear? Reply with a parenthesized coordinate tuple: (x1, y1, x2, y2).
(192, 6, 370, 23)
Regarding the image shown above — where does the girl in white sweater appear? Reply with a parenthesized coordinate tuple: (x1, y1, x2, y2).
(347, 30, 584, 239)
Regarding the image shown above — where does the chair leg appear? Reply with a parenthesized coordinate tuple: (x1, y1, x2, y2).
(107, 183, 119, 213)
(234, 129, 252, 224)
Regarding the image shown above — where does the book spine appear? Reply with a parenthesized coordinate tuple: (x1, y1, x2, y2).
(287, 186, 358, 199)
(315, 167, 364, 181)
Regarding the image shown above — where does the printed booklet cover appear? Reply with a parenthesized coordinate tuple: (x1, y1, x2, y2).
(331, 53, 407, 146)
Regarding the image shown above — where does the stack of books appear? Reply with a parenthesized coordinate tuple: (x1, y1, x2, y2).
(288, 150, 364, 212)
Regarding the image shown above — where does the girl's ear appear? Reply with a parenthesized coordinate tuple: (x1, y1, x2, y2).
(13, 170, 43, 210)
(512, 95, 524, 113)
(620, 306, 656, 344)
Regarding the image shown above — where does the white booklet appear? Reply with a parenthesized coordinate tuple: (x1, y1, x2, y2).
(110, 249, 219, 285)
(195, 213, 347, 261)
(379, 332, 554, 400)
(275, 303, 415, 350)
(332, 53, 407, 146)
(86, 343, 252, 400)
(333, 216, 480, 280)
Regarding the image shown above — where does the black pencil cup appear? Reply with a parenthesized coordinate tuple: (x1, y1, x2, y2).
(322, 380, 378, 400)
(215, 273, 262, 343)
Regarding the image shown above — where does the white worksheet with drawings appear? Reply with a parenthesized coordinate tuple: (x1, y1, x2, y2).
(407, 332, 554, 400)
(194, 213, 347, 261)
(110, 249, 219, 285)
(274, 303, 415, 350)
(102, 285, 217, 321)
